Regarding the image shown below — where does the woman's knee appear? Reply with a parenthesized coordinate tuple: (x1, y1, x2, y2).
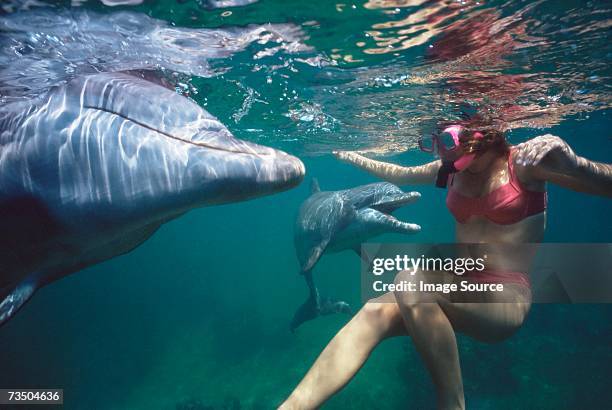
(499, 304, 530, 339)
(393, 269, 438, 307)
(358, 301, 403, 332)
(470, 303, 531, 343)
(393, 270, 416, 305)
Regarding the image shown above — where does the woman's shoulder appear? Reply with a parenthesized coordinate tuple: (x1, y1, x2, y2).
(507, 141, 549, 192)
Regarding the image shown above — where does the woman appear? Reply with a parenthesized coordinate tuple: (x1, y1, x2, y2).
(279, 122, 612, 410)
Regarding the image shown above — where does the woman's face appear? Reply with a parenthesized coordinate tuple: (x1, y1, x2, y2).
(439, 144, 466, 163)
(434, 125, 469, 162)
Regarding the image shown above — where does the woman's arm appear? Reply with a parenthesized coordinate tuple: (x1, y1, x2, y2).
(514, 134, 612, 197)
(334, 151, 441, 185)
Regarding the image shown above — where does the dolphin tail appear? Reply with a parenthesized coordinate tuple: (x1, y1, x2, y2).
(0, 274, 40, 328)
(319, 297, 352, 317)
(290, 270, 352, 332)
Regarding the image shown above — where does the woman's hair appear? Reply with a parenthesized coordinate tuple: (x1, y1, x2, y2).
(440, 113, 509, 156)
(461, 126, 509, 155)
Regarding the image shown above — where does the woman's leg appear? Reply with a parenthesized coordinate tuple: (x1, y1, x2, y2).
(280, 273, 531, 410)
(393, 270, 532, 410)
(393, 272, 464, 410)
(279, 293, 405, 410)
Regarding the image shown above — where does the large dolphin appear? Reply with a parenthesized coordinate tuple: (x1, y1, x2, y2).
(291, 180, 421, 331)
(0, 71, 304, 326)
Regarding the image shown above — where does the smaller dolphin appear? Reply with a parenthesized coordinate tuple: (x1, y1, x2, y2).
(291, 180, 421, 331)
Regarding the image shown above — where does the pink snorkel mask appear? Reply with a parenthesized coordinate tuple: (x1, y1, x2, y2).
(418, 125, 484, 187)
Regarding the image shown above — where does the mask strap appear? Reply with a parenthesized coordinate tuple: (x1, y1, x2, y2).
(436, 160, 458, 188)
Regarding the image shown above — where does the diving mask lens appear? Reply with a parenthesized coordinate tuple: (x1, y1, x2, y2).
(438, 131, 459, 152)
(418, 136, 435, 153)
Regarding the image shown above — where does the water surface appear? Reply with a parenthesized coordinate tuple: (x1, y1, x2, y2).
(0, 1, 610, 409)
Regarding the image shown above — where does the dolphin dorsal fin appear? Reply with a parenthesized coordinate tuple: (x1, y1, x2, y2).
(310, 178, 321, 194)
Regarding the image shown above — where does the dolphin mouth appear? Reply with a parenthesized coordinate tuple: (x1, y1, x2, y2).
(370, 192, 421, 232)
(370, 192, 421, 214)
(376, 210, 421, 232)
(85, 105, 272, 156)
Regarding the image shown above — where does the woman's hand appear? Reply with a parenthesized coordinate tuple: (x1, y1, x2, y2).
(332, 150, 441, 185)
(333, 150, 363, 163)
(514, 134, 578, 170)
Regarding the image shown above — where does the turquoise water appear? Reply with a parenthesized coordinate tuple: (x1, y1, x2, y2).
(1, 1, 611, 409)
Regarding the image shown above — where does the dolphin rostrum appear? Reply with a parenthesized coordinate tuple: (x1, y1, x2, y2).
(291, 179, 421, 331)
(0, 72, 305, 326)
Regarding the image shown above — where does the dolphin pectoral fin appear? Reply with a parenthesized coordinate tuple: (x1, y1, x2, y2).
(357, 208, 421, 234)
(0, 274, 40, 327)
(302, 238, 330, 272)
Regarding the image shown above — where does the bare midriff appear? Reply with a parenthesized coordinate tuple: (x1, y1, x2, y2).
(455, 212, 546, 284)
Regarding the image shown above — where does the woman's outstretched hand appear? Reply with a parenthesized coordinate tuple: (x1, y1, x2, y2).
(514, 134, 578, 169)
(333, 150, 362, 163)
(333, 150, 441, 185)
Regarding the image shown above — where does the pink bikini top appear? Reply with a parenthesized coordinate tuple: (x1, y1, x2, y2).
(446, 149, 547, 225)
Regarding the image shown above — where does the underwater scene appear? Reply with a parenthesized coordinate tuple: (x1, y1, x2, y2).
(0, 0, 611, 409)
